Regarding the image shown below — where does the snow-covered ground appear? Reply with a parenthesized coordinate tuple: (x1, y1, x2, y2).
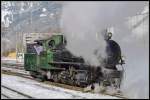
(1, 67, 29, 75)
(1, 74, 120, 99)
(2, 86, 29, 99)
(1, 57, 24, 65)
(1, 57, 17, 63)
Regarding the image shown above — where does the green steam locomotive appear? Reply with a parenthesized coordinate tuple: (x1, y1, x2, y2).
(24, 33, 125, 89)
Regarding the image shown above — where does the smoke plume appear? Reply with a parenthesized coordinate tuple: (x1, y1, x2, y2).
(60, 1, 148, 98)
(60, 1, 146, 66)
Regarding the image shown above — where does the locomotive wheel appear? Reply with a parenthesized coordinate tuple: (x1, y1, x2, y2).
(75, 80, 81, 87)
(30, 71, 46, 82)
(53, 73, 59, 82)
(35, 77, 44, 82)
(30, 71, 38, 78)
(91, 84, 95, 90)
(36, 74, 45, 82)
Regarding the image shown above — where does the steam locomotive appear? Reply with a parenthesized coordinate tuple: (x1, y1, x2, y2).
(24, 32, 125, 90)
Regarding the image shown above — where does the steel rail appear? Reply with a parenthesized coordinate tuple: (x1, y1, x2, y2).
(1, 85, 35, 99)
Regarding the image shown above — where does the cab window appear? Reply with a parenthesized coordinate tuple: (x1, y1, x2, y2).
(48, 40, 55, 48)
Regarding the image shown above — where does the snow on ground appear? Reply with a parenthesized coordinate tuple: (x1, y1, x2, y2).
(1, 57, 16, 63)
(1, 57, 16, 60)
(2, 86, 28, 99)
(1, 57, 24, 64)
(2, 74, 120, 99)
(1, 95, 7, 99)
(1, 67, 29, 75)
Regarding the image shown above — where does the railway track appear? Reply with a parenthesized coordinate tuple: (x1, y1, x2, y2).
(1, 63, 128, 99)
(1, 93, 10, 99)
(1, 63, 24, 70)
(1, 85, 35, 99)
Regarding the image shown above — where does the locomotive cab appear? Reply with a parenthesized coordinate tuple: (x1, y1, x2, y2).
(24, 35, 65, 71)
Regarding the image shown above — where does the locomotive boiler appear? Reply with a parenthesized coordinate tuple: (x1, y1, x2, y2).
(24, 32, 125, 90)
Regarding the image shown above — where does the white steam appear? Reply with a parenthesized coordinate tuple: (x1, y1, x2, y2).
(110, 4, 149, 99)
(60, 1, 148, 98)
(61, 1, 146, 66)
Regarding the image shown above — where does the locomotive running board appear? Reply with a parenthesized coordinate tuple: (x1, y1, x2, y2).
(48, 61, 93, 70)
(49, 61, 88, 66)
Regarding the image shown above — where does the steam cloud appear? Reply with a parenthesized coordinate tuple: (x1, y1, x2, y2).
(61, 1, 148, 98)
(60, 1, 146, 66)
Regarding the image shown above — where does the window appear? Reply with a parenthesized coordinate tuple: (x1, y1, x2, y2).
(48, 40, 55, 48)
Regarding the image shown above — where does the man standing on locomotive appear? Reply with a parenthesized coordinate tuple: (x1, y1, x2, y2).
(34, 42, 44, 55)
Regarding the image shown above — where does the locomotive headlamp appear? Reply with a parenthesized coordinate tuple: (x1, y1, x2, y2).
(104, 31, 112, 40)
(108, 32, 112, 39)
